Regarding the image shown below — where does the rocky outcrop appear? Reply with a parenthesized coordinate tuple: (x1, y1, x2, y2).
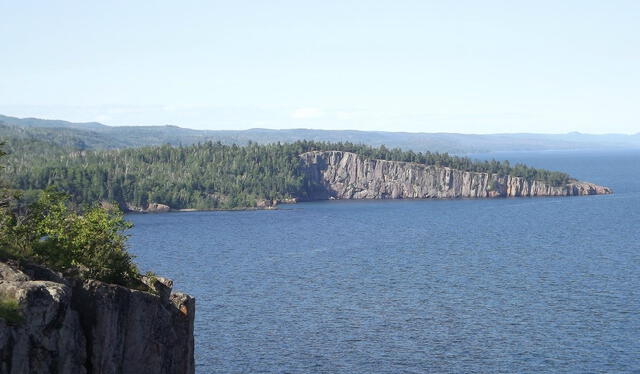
(145, 203, 171, 213)
(255, 199, 277, 209)
(124, 202, 171, 213)
(0, 261, 194, 374)
(255, 198, 298, 209)
(300, 151, 612, 200)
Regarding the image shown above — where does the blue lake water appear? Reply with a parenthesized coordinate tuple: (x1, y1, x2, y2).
(128, 149, 640, 373)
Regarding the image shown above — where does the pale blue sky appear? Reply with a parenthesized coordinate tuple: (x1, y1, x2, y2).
(1, 1, 638, 133)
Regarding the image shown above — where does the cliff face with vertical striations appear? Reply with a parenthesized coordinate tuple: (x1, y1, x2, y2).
(300, 151, 612, 200)
(0, 261, 194, 374)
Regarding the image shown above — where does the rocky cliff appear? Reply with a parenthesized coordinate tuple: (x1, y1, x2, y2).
(300, 151, 612, 200)
(0, 261, 194, 374)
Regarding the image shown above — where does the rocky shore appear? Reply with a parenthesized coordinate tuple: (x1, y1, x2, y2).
(0, 261, 194, 374)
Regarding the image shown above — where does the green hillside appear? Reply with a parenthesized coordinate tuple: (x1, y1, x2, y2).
(1, 140, 571, 211)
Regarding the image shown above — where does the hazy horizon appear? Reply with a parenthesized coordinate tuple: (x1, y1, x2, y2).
(3, 112, 640, 136)
(2, 1, 639, 134)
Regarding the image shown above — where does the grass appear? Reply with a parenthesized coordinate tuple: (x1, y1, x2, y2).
(0, 295, 23, 325)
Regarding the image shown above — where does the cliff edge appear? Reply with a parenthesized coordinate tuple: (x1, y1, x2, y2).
(0, 261, 194, 374)
(301, 151, 612, 200)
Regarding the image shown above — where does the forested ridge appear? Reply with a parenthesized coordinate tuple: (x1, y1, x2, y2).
(1, 138, 573, 210)
(4, 114, 640, 154)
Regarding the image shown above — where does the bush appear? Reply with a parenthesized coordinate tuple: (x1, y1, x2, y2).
(0, 188, 140, 287)
(33, 190, 139, 285)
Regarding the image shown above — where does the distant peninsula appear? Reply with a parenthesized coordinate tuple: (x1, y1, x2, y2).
(1, 137, 612, 212)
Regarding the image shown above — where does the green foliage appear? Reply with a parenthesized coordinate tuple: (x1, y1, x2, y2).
(0, 295, 23, 325)
(1, 140, 574, 211)
(4, 141, 307, 210)
(32, 190, 139, 284)
(0, 188, 140, 286)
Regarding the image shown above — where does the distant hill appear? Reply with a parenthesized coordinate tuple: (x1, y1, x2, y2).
(1, 114, 639, 154)
(0, 114, 107, 130)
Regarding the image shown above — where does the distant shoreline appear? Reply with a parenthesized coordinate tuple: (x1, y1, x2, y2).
(123, 192, 616, 215)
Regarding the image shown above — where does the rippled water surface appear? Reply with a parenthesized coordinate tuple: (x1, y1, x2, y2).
(128, 150, 640, 373)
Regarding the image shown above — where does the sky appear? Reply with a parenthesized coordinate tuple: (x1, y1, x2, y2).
(1, 0, 638, 134)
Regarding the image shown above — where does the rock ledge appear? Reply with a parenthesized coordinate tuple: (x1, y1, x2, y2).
(0, 261, 194, 374)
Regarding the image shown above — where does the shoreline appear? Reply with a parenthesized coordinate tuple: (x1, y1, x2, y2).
(125, 206, 280, 214)
(123, 192, 614, 214)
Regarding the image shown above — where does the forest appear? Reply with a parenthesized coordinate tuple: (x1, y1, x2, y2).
(0, 138, 573, 210)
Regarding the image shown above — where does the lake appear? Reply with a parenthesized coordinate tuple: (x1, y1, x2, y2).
(128, 149, 640, 373)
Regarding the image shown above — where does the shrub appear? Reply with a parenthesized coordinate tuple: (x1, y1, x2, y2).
(33, 190, 139, 285)
(0, 188, 140, 287)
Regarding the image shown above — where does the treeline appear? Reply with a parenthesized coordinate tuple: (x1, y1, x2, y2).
(2, 140, 573, 210)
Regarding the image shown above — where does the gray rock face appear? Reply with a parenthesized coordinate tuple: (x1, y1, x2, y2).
(125, 202, 171, 213)
(301, 151, 612, 200)
(0, 261, 194, 374)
